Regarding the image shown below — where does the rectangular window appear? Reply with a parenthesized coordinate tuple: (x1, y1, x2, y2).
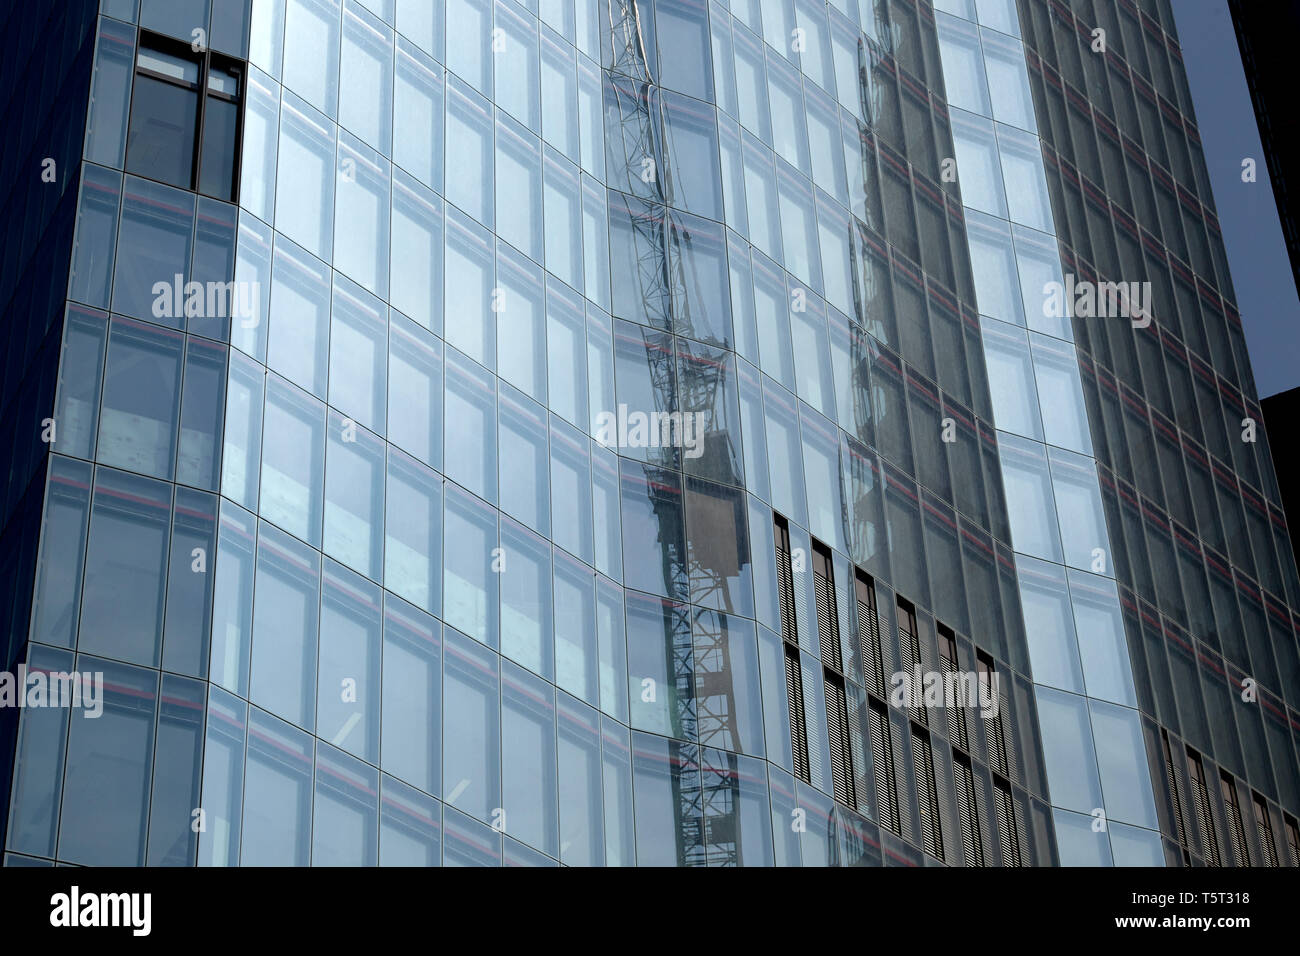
(912, 727, 944, 861)
(1161, 730, 1191, 865)
(939, 626, 968, 751)
(813, 543, 841, 670)
(1284, 814, 1300, 866)
(317, 561, 382, 764)
(384, 449, 442, 615)
(1187, 750, 1221, 866)
(127, 34, 244, 200)
(381, 599, 442, 798)
(954, 753, 983, 865)
(824, 671, 853, 808)
(978, 652, 1009, 776)
(856, 570, 885, 698)
(1220, 772, 1250, 866)
(869, 698, 899, 834)
(898, 599, 924, 725)
(993, 776, 1021, 866)
(1253, 794, 1279, 867)
(784, 642, 810, 783)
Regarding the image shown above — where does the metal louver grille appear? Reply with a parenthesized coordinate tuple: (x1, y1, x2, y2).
(1189, 754, 1221, 867)
(940, 636, 967, 750)
(1221, 775, 1249, 866)
(869, 701, 899, 834)
(993, 778, 1021, 867)
(1253, 797, 1278, 867)
(775, 523, 797, 646)
(954, 756, 983, 866)
(857, 592, 884, 697)
(912, 729, 943, 861)
(815, 565, 841, 670)
(784, 643, 810, 783)
(898, 609, 925, 726)
(1162, 733, 1188, 847)
(825, 676, 854, 808)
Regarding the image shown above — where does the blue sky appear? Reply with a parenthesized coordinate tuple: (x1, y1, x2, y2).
(1171, 0, 1300, 398)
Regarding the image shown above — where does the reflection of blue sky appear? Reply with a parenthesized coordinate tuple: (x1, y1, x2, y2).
(1172, 0, 1300, 398)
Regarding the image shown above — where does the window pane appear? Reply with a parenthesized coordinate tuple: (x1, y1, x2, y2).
(283, 0, 342, 117)
(250, 521, 321, 730)
(275, 92, 336, 259)
(546, 278, 587, 426)
(177, 337, 228, 489)
(447, 0, 492, 95)
(334, 132, 391, 296)
(31, 457, 93, 649)
(387, 312, 443, 468)
(126, 66, 199, 190)
(196, 685, 246, 866)
(544, 147, 582, 289)
(495, 114, 543, 262)
(1089, 700, 1159, 829)
(497, 244, 546, 401)
(379, 774, 443, 864)
(1016, 554, 1084, 693)
(69, 166, 122, 310)
(554, 549, 598, 704)
(189, 195, 240, 341)
(500, 518, 554, 680)
(394, 37, 444, 192)
(199, 90, 240, 200)
(1035, 685, 1104, 815)
(323, 410, 385, 579)
(329, 273, 388, 433)
(268, 238, 331, 397)
(339, 0, 394, 152)
(112, 177, 196, 325)
(997, 431, 1062, 562)
(161, 486, 218, 677)
(443, 483, 500, 648)
(318, 560, 382, 762)
(381, 596, 442, 795)
(445, 77, 494, 228)
(498, 384, 549, 534)
(312, 745, 379, 865)
(444, 346, 497, 502)
(221, 349, 264, 509)
(626, 592, 693, 738)
(210, 501, 256, 696)
(501, 669, 560, 862)
(146, 674, 205, 865)
(620, 459, 687, 602)
(550, 416, 594, 565)
(444, 208, 495, 367)
(557, 693, 603, 865)
(58, 656, 157, 865)
(241, 706, 313, 865)
(385, 447, 442, 613)
(541, 28, 579, 160)
(260, 374, 326, 546)
(1047, 446, 1109, 574)
(443, 626, 501, 821)
(391, 169, 444, 334)
(494, 0, 540, 130)
(80, 468, 172, 666)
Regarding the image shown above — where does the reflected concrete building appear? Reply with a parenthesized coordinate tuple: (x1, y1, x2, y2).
(1, 0, 1297, 867)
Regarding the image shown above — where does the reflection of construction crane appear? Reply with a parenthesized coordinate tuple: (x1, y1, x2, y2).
(605, 0, 746, 866)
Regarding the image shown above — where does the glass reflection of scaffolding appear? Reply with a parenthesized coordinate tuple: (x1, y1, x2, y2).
(605, 0, 749, 865)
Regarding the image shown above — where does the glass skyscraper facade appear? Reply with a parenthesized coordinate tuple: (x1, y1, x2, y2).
(0, 0, 1296, 868)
